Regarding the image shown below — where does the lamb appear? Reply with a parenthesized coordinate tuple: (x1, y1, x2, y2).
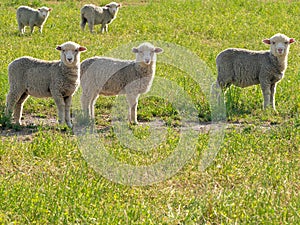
(5, 41, 87, 128)
(80, 42, 163, 124)
(214, 33, 295, 110)
(16, 6, 52, 34)
(80, 2, 121, 33)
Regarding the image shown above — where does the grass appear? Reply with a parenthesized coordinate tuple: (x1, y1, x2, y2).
(1, 0, 300, 224)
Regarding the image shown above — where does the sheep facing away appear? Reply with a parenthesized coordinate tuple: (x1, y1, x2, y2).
(80, 42, 163, 124)
(16, 6, 52, 34)
(5, 41, 87, 128)
(213, 33, 295, 110)
(80, 2, 120, 33)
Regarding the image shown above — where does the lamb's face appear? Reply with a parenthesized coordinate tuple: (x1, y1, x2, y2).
(132, 43, 163, 65)
(56, 42, 87, 67)
(106, 2, 120, 15)
(263, 33, 295, 57)
(38, 7, 52, 18)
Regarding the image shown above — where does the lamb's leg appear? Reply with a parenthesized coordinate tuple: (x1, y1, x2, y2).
(14, 93, 29, 125)
(80, 17, 87, 31)
(126, 94, 140, 124)
(88, 21, 94, 33)
(64, 96, 73, 128)
(5, 90, 24, 124)
(100, 24, 108, 33)
(30, 25, 34, 33)
(90, 94, 99, 119)
(38, 25, 43, 33)
(81, 93, 90, 118)
(261, 83, 271, 110)
(81, 92, 99, 119)
(53, 95, 66, 125)
(270, 83, 277, 111)
(18, 23, 25, 34)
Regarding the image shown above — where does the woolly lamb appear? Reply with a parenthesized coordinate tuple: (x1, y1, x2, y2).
(80, 42, 163, 124)
(214, 33, 295, 110)
(80, 2, 120, 33)
(5, 41, 87, 128)
(16, 6, 52, 34)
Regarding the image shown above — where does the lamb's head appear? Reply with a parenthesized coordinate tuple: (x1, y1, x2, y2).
(106, 2, 121, 16)
(263, 33, 295, 57)
(38, 6, 52, 19)
(132, 42, 163, 65)
(56, 41, 87, 67)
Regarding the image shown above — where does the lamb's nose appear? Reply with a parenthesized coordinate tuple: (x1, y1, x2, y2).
(67, 58, 73, 62)
(278, 48, 283, 53)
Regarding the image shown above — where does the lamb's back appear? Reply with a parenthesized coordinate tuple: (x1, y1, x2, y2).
(217, 49, 270, 87)
(9, 57, 61, 97)
(17, 6, 38, 23)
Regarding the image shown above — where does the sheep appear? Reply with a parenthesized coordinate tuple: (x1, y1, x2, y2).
(5, 41, 87, 128)
(214, 33, 295, 111)
(16, 6, 52, 34)
(80, 42, 163, 124)
(80, 2, 121, 33)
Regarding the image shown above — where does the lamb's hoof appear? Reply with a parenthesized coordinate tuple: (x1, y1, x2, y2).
(66, 122, 73, 129)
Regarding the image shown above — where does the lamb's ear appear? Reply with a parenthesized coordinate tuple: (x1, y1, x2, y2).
(154, 47, 163, 54)
(289, 38, 295, 44)
(132, 48, 139, 53)
(48, 8, 52, 12)
(106, 4, 111, 8)
(56, 46, 62, 51)
(79, 46, 87, 52)
(263, 39, 271, 45)
(117, 3, 121, 7)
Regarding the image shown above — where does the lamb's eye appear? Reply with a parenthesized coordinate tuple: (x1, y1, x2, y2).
(284, 42, 288, 44)
(272, 42, 276, 45)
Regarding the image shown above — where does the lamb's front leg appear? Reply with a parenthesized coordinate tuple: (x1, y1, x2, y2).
(270, 83, 277, 111)
(261, 83, 271, 110)
(126, 94, 140, 124)
(64, 96, 73, 128)
(53, 95, 66, 126)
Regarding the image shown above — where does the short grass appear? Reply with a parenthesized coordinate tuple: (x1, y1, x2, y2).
(1, 0, 300, 224)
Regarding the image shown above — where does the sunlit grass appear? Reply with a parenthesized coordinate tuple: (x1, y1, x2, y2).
(0, 0, 299, 224)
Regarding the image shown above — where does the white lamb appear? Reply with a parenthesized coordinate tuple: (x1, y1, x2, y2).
(214, 33, 295, 110)
(80, 42, 163, 124)
(80, 2, 121, 33)
(16, 6, 52, 34)
(5, 41, 87, 128)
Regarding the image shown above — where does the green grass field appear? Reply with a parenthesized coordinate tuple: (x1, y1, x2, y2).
(0, 0, 299, 224)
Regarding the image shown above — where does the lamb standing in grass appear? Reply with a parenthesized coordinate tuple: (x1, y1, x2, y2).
(80, 2, 120, 33)
(5, 41, 87, 128)
(16, 6, 52, 34)
(80, 42, 163, 124)
(214, 33, 295, 110)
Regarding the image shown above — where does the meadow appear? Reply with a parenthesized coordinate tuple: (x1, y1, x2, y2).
(0, 0, 299, 224)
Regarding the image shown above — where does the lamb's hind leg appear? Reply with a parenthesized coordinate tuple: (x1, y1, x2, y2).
(80, 17, 87, 31)
(14, 93, 29, 125)
(126, 94, 140, 124)
(18, 22, 25, 34)
(88, 21, 94, 33)
(5, 90, 27, 125)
